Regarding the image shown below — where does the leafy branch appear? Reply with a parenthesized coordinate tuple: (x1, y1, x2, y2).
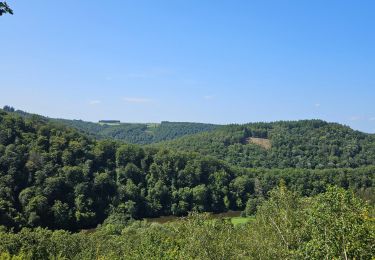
(0, 2, 13, 16)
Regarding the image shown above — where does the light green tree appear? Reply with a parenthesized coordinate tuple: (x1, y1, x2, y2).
(301, 186, 375, 259)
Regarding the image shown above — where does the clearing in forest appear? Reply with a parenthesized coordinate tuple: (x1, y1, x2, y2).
(247, 137, 272, 149)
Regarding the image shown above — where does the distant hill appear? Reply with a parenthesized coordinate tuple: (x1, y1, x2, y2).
(154, 120, 375, 169)
(2, 106, 220, 144)
(56, 119, 220, 144)
(4, 106, 375, 169)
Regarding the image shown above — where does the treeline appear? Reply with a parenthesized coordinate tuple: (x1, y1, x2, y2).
(156, 120, 375, 169)
(0, 187, 374, 259)
(4, 106, 220, 144)
(0, 111, 374, 231)
(8, 106, 375, 170)
(94, 121, 220, 144)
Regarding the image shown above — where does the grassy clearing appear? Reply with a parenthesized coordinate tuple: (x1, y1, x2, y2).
(230, 216, 255, 225)
(145, 211, 254, 226)
(247, 137, 272, 149)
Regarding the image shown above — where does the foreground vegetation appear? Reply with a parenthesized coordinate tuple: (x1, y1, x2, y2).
(0, 187, 373, 259)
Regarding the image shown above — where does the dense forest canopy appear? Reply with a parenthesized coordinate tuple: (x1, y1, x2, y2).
(4, 106, 220, 144)
(57, 120, 220, 144)
(155, 120, 375, 169)
(7, 106, 375, 170)
(0, 109, 374, 232)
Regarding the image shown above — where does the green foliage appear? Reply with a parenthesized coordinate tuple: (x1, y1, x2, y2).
(247, 186, 375, 259)
(116, 144, 144, 167)
(243, 196, 264, 216)
(0, 188, 373, 259)
(300, 186, 375, 259)
(0, 108, 375, 260)
(0, 2, 13, 16)
(8, 107, 375, 169)
(0, 110, 242, 230)
(83, 121, 220, 144)
(0, 107, 374, 231)
(248, 183, 305, 258)
(6, 107, 220, 144)
(230, 216, 254, 225)
(157, 120, 375, 169)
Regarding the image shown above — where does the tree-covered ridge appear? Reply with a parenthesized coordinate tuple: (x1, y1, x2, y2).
(155, 120, 375, 169)
(57, 119, 220, 144)
(3, 106, 220, 144)
(0, 111, 374, 232)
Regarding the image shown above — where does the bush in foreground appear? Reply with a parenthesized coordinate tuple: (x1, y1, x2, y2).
(0, 186, 373, 259)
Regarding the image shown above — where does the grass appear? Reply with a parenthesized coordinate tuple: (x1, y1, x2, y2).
(146, 212, 255, 226)
(230, 216, 255, 225)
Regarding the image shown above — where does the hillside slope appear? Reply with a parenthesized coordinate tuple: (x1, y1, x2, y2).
(3, 106, 220, 144)
(1, 110, 374, 232)
(56, 119, 220, 144)
(154, 120, 375, 169)
(0, 110, 233, 230)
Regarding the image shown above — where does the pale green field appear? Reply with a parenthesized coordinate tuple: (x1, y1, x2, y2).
(146, 213, 255, 226)
(230, 216, 255, 225)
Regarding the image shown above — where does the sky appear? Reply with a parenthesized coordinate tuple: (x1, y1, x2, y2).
(1, 1, 375, 133)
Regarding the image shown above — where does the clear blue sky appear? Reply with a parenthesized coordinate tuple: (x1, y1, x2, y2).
(1, 1, 375, 133)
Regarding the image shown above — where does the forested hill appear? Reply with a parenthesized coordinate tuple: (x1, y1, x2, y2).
(1, 109, 374, 231)
(4, 106, 375, 170)
(55, 119, 220, 144)
(154, 120, 375, 169)
(2, 106, 220, 144)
